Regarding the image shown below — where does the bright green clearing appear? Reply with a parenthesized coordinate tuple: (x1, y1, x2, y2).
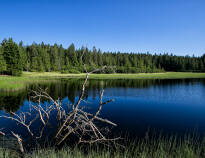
(0, 72, 205, 90)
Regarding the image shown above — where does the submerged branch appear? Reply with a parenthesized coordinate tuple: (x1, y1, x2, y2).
(0, 56, 119, 151)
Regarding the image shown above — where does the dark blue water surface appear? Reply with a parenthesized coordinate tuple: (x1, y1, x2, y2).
(1, 78, 205, 140)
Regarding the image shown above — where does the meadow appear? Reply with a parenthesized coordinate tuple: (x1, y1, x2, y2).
(1, 72, 205, 90)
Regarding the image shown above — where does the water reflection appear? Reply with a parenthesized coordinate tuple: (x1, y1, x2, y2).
(1, 78, 205, 112)
(0, 78, 205, 139)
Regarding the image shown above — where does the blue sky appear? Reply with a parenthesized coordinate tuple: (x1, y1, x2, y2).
(0, 0, 205, 56)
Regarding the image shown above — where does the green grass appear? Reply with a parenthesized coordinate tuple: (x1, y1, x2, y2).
(1, 136, 205, 158)
(21, 71, 205, 79)
(0, 148, 20, 158)
(88, 72, 205, 79)
(0, 75, 54, 91)
(0, 72, 205, 90)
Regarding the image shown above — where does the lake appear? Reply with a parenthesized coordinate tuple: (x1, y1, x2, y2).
(1, 78, 205, 142)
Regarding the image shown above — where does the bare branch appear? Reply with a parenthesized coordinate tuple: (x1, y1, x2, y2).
(11, 131, 24, 154)
(0, 52, 119, 149)
(0, 130, 5, 136)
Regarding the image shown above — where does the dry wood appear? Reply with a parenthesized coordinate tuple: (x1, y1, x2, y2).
(11, 131, 24, 154)
(0, 112, 34, 136)
(0, 130, 5, 136)
(0, 52, 120, 150)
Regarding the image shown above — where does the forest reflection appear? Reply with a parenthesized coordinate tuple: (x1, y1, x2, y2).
(1, 78, 205, 112)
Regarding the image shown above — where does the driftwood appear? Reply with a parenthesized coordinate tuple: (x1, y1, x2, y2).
(11, 131, 24, 154)
(0, 111, 36, 136)
(0, 129, 5, 136)
(0, 64, 119, 154)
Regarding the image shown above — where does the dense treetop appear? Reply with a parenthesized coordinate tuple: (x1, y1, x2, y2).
(0, 38, 205, 76)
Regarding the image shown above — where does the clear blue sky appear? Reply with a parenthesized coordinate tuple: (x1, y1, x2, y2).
(0, 0, 205, 56)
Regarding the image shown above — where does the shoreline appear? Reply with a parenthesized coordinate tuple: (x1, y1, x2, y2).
(0, 72, 205, 90)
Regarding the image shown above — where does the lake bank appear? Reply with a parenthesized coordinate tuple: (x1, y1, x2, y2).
(1, 72, 205, 90)
(22, 71, 205, 79)
(1, 135, 204, 158)
(1, 74, 205, 158)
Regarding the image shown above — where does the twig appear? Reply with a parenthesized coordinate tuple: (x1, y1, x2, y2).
(11, 131, 24, 154)
(0, 130, 5, 136)
(0, 50, 119, 149)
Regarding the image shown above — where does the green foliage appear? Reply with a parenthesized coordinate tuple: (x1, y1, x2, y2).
(1, 38, 22, 76)
(2, 135, 205, 158)
(1, 72, 205, 91)
(0, 38, 205, 75)
(0, 47, 6, 73)
(67, 43, 78, 67)
(61, 67, 81, 74)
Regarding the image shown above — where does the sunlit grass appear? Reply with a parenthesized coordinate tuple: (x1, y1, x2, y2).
(22, 71, 205, 79)
(0, 76, 50, 91)
(1, 72, 205, 90)
(89, 72, 205, 79)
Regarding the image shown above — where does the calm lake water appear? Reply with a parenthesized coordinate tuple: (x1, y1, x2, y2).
(1, 78, 205, 141)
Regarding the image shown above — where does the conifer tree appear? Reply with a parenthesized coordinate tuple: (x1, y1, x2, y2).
(1, 38, 22, 76)
(68, 44, 78, 67)
(0, 38, 204, 74)
(0, 47, 6, 73)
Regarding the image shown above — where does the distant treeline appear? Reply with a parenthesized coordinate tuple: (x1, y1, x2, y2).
(0, 38, 205, 76)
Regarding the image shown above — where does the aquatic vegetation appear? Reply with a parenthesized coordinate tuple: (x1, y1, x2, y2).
(1, 135, 205, 158)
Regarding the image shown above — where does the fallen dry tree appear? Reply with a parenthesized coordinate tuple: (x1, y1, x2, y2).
(0, 65, 120, 155)
(0, 129, 5, 136)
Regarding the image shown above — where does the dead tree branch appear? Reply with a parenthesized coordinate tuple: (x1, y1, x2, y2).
(0, 129, 5, 136)
(11, 131, 24, 154)
(0, 49, 119, 150)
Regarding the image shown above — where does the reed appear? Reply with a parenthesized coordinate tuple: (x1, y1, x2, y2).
(1, 135, 205, 158)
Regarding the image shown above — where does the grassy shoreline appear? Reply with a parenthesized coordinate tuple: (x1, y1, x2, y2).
(0, 72, 205, 90)
(22, 71, 205, 79)
(1, 136, 205, 158)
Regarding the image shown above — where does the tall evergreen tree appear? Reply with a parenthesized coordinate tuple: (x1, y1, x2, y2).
(67, 44, 78, 67)
(0, 38, 204, 75)
(0, 47, 7, 73)
(1, 38, 22, 76)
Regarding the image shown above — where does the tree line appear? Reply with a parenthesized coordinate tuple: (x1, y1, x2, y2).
(0, 38, 205, 76)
